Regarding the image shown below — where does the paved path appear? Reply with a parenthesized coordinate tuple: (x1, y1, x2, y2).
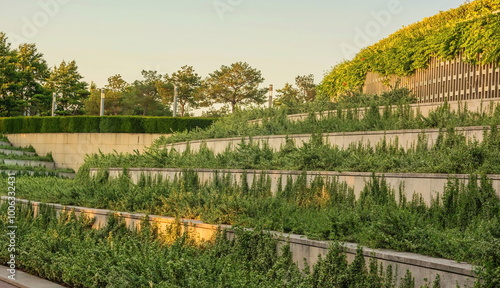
(0, 266, 64, 288)
(0, 280, 17, 288)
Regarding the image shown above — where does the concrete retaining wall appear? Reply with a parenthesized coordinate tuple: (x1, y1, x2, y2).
(2, 159, 55, 169)
(0, 169, 75, 178)
(6, 133, 166, 171)
(163, 126, 492, 155)
(0, 148, 36, 156)
(90, 168, 500, 205)
(249, 98, 500, 124)
(3, 198, 475, 288)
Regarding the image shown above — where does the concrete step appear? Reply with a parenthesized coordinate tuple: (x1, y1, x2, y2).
(0, 265, 65, 288)
(2, 159, 55, 170)
(0, 149, 36, 157)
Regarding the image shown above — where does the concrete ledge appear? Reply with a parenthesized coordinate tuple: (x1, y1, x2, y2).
(2, 159, 55, 170)
(0, 149, 36, 156)
(6, 133, 166, 171)
(0, 170, 75, 179)
(91, 168, 500, 205)
(162, 125, 495, 155)
(249, 98, 500, 124)
(2, 198, 476, 288)
(0, 265, 64, 288)
(0, 141, 12, 147)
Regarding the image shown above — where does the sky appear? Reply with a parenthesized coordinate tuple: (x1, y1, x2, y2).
(2, 0, 466, 94)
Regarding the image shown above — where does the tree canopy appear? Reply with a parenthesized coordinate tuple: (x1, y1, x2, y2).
(202, 62, 267, 112)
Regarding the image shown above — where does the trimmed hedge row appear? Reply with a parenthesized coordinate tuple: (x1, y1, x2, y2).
(0, 116, 217, 134)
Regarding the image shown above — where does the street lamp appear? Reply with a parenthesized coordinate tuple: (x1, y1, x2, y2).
(173, 85, 178, 117)
(51, 92, 56, 116)
(100, 89, 105, 116)
(268, 84, 273, 108)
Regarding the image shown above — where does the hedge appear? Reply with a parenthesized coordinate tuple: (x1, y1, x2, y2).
(0, 116, 217, 134)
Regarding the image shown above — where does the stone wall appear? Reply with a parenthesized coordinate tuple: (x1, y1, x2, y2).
(6, 133, 166, 171)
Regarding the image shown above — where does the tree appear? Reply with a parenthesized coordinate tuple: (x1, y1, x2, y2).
(166, 65, 202, 117)
(14, 43, 50, 115)
(273, 83, 300, 107)
(0, 35, 50, 116)
(104, 74, 128, 115)
(203, 62, 267, 112)
(83, 82, 101, 115)
(46, 60, 89, 115)
(121, 70, 171, 116)
(295, 74, 317, 102)
(0, 33, 20, 116)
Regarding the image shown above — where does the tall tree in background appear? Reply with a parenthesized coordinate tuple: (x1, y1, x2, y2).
(104, 74, 127, 115)
(203, 62, 267, 112)
(122, 70, 171, 116)
(14, 43, 50, 115)
(46, 60, 89, 115)
(273, 83, 300, 107)
(295, 74, 317, 102)
(166, 65, 202, 117)
(0, 33, 20, 116)
(84, 82, 101, 115)
(0, 34, 51, 116)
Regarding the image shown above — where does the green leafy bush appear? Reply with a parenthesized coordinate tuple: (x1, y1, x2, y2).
(85, 126, 500, 175)
(156, 101, 500, 145)
(0, 202, 441, 288)
(4, 170, 499, 272)
(318, 1, 500, 99)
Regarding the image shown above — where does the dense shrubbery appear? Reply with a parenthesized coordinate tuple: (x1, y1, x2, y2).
(0, 202, 447, 288)
(158, 101, 500, 144)
(318, 1, 500, 98)
(4, 170, 500, 276)
(0, 116, 216, 134)
(84, 126, 500, 175)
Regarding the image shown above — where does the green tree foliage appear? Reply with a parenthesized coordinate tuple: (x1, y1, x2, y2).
(46, 60, 89, 115)
(0, 33, 22, 116)
(203, 62, 267, 112)
(166, 65, 203, 117)
(121, 70, 172, 116)
(318, 0, 500, 99)
(103, 74, 128, 115)
(295, 74, 317, 102)
(13, 43, 50, 116)
(274, 82, 300, 107)
(0, 34, 51, 116)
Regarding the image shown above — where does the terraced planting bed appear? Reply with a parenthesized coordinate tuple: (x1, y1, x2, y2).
(1, 101, 499, 287)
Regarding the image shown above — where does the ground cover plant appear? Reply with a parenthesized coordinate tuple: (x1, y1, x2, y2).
(84, 125, 500, 175)
(0, 164, 74, 174)
(0, 202, 444, 288)
(157, 101, 500, 145)
(3, 170, 499, 283)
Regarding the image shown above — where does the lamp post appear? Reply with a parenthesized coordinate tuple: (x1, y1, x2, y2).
(51, 92, 56, 116)
(100, 89, 105, 116)
(173, 85, 178, 117)
(268, 84, 273, 108)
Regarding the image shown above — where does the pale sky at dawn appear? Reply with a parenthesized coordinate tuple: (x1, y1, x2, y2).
(2, 0, 466, 92)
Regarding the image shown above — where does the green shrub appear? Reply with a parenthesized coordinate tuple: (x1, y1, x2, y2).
(0, 116, 216, 134)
